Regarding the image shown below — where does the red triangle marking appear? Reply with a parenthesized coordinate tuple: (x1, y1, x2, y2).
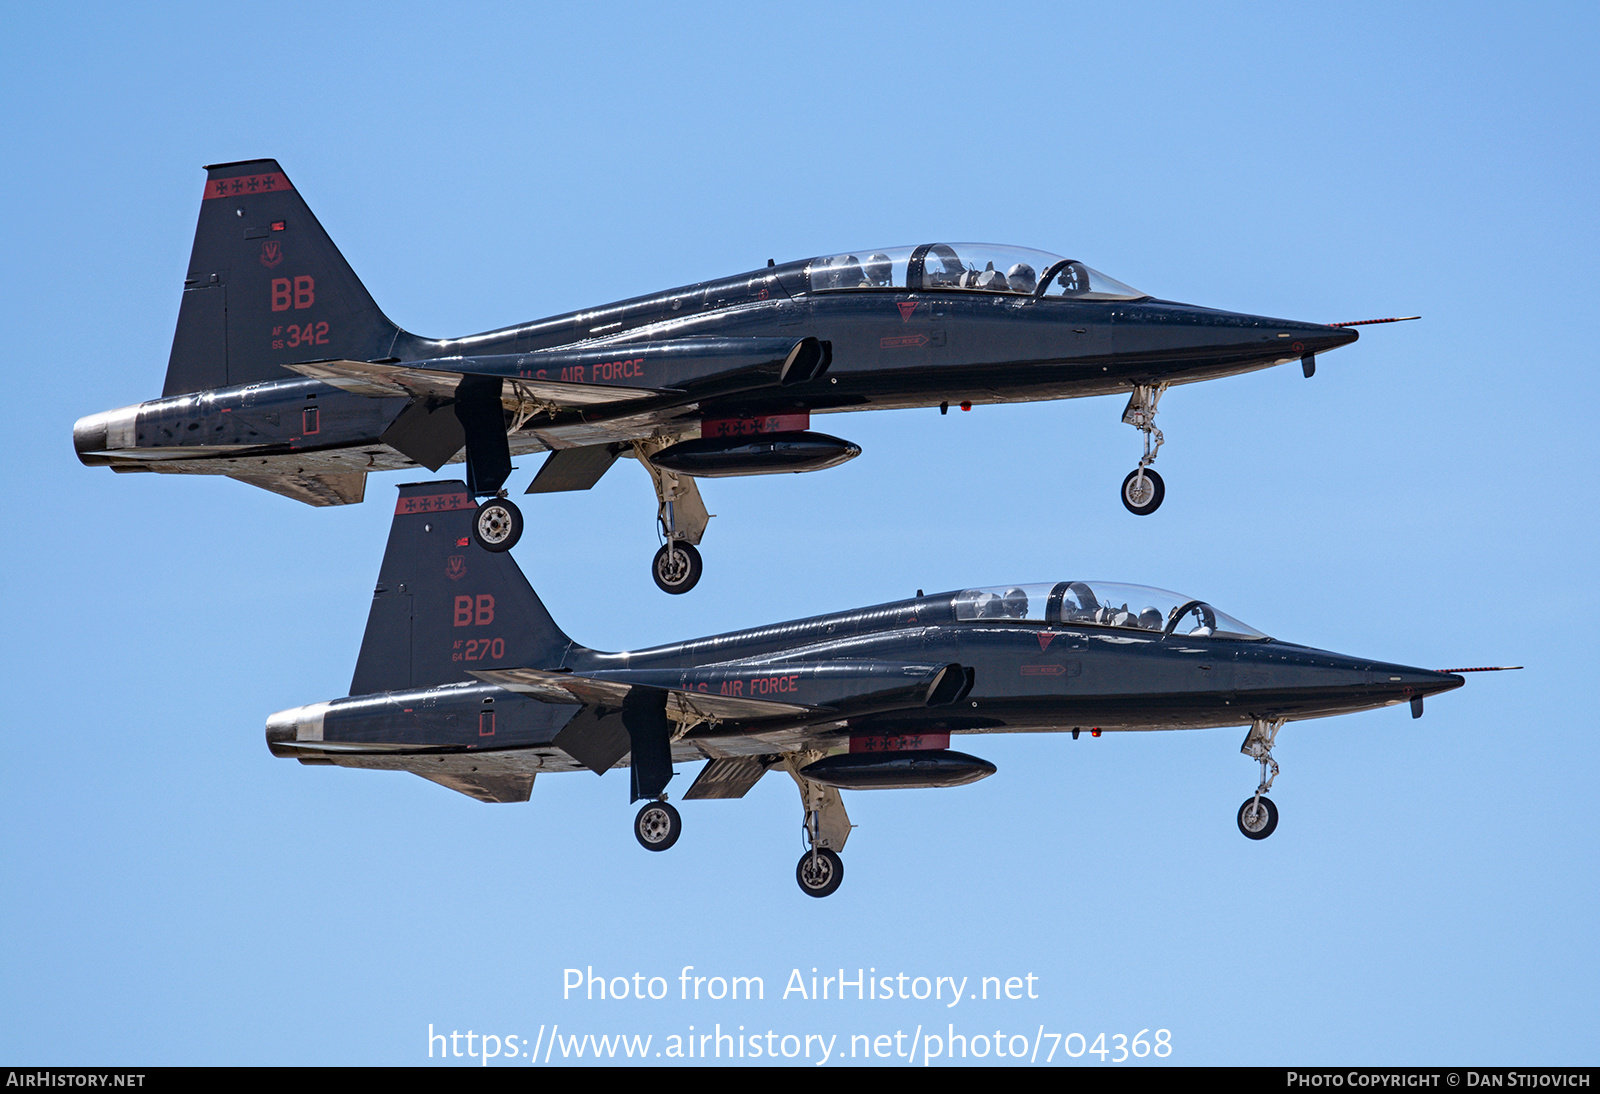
(1037, 632, 1057, 651)
(897, 301, 917, 321)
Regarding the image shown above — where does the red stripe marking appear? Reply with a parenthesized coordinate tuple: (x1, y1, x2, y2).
(849, 733, 949, 753)
(394, 492, 474, 515)
(701, 413, 809, 437)
(204, 172, 293, 200)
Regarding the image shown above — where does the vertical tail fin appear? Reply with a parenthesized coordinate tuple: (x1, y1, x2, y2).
(350, 482, 576, 695)
(163, 159, 410, 396)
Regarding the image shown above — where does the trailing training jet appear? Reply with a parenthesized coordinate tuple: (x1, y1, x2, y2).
(267, 480, 1477, 898)
(76, 159, 1370, 594)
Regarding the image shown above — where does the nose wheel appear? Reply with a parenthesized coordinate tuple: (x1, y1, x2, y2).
(1121, 468, 1165, 515)
(1237, 795, 1279, 839)
(1120, 383, 1169, 515)
(634, 799, 682, 851)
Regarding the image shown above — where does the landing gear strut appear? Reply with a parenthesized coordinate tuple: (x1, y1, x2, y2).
(1237, 717, 1285, 840)
(785, 756, 851, 898)
(1120, 382, 1169, 516)
(635, 437, 711, 595)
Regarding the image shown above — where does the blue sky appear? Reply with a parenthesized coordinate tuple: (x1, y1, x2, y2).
(2, 1, 1595, 1066)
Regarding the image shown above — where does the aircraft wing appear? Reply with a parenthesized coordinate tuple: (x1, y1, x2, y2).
(471, 667, 824, 722)
(286, 359, 682, 408)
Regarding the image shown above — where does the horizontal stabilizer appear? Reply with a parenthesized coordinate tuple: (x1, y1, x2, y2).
(414, 771, 534, 804)
(270, 739, 464, 755)
(228, 471, 366, 507)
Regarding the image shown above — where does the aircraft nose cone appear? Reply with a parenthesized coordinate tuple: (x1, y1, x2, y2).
(1286, 320, 1358, 355)
(1374, 664, 1465, 701)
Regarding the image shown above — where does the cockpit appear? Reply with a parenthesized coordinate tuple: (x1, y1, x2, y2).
(806, 244, 1146, 300)
(951, 581, 1267, 640)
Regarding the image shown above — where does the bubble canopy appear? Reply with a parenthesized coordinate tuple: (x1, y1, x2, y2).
(806, 243, 1146, 300)
(951, 581, 1268, 640)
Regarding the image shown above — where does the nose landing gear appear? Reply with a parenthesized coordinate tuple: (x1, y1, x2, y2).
(1120, 382, 1169, 516)
(1237, 716, 1285, 840)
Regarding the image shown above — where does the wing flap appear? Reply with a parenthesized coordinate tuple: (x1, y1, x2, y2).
(682, 756, 776, 800)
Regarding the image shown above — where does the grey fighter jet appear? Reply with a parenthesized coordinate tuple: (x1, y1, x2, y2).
(267, 481, 1476, 897)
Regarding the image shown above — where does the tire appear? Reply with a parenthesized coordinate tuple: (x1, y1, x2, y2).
(1120, 468, 1165, 515)
(472, 498, 523, 552)
(634, 801, 681, 852)
(651, 541, 703, 594)
(1237, 795, 1279, 840)
(795, 847, 844, 898)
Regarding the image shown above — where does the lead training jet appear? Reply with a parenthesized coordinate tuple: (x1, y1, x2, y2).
(267, 480, 1480, 898)
(75, 159, 1380, 594)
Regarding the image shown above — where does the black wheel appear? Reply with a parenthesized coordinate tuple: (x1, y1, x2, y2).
(795, 847, 844, 898)
(472, 497, 523, 552)
(651, 541, 703, 595)
(634, 800, 681, 852)
(1237, 796, 1279, 840)
(1121, 468, 1165, 515)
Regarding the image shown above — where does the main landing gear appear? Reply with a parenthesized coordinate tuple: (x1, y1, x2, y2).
(471, 494, 524, 552)
(634, 799, 682, 852)
(635, 437, 711, 595)
(1237, 717, 1285, 840)
(1120, 382, 1169, 516)
(786, 757, 852, 897)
